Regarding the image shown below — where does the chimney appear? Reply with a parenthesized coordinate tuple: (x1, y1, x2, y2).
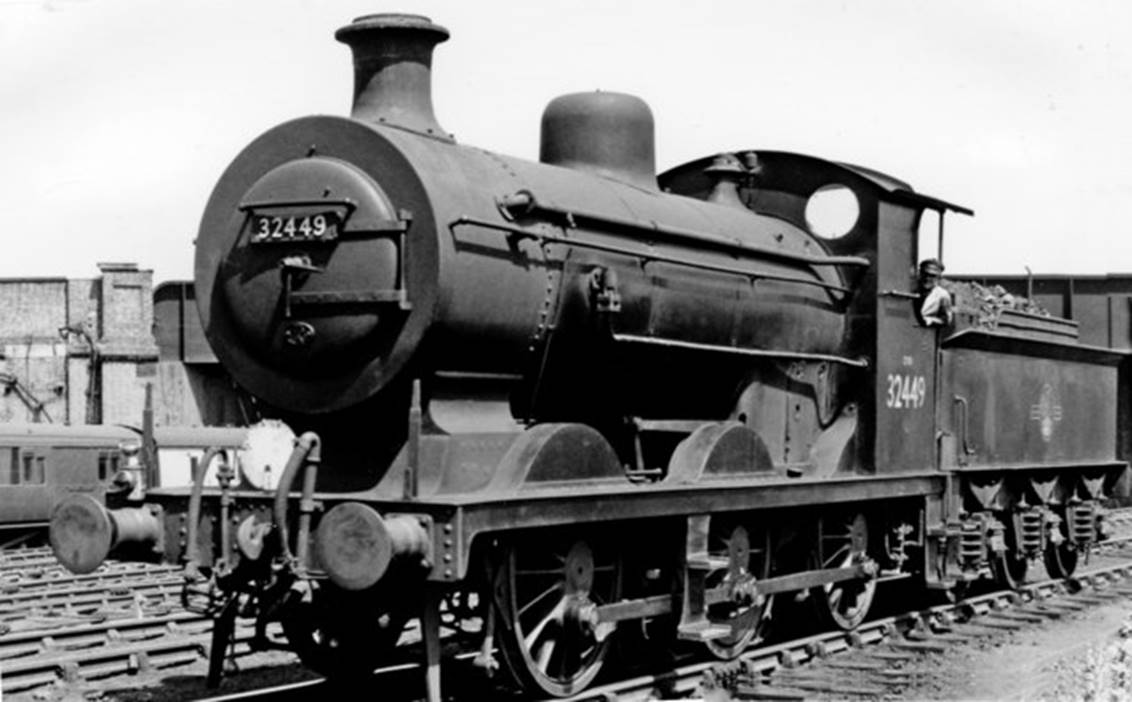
(334, 13, 451, 140)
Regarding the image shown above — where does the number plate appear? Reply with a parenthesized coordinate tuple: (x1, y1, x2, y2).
(250, 213, 339, 243)
(884, 373, 927, 410)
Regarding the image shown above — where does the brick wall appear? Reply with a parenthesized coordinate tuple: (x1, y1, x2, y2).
(0, 279, 69, 422)
(0, 263, 158, 426)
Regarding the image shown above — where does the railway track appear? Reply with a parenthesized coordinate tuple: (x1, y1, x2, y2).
(0, 546, 57, 574)
(178, 550, 1132, 702)
(7, 510, 1132, 700)
(0, 574, 181, 622)
(0, 559, 184, 639)
(1, 546, 177, 586)
(1, 563, 180, 598)
(0, 612, 214, 692)
(0, 552, 196, 694)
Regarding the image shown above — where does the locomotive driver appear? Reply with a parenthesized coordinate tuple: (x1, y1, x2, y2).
(916, 258, 954, 327)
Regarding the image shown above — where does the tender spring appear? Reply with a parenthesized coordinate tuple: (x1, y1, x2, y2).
(959, 520, 986, 564)
(1018, 509, 1045, 552)
(1068, 502, 1098, 543)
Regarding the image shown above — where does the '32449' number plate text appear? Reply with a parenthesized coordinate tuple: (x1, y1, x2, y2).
(250, 213, 338, 243)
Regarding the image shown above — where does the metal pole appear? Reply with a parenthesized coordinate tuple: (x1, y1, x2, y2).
(937, 210, 946, 264)
(405, 379, 422, 500)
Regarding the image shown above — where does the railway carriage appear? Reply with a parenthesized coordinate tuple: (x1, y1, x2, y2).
(48, 13, 1129, 700)
(0, 423, 136, 546)
(0, 422, 273, 548)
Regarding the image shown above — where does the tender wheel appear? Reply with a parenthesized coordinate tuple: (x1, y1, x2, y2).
(493, 533, 622, 698)
(1044, 511, 1079, 578)
(704, 523, 773, 659)
(812, 512, 876, 630)
(280, 582, 408, 679)
(991, 550, 1029, 589)
(990, 518, 1029, 589)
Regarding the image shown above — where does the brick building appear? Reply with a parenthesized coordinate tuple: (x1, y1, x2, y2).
(0, 263, 159, 425)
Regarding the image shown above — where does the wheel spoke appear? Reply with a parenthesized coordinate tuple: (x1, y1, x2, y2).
(559, 627, 580, 677)
(703, 524, 772, 660)
(516, 567, 572, 577)
(524, 598, 566, 651)
(535, 637, 556, 674)
(518, 581, 564, 618)
(813, 513, 875, 631)
(495, 534, 622, 696)
(825, 544, 851, 568)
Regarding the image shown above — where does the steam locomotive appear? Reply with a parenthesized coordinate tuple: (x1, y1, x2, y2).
(48, 13, 1129, 700)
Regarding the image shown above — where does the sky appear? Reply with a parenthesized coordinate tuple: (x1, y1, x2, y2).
(1, 0, 1131, 283)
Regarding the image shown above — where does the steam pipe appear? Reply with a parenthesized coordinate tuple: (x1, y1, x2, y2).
(273, 433, 321, 566)
(217, 460, 236, 571)
(294, 443, 321, 571)
(184, 447, 221, 581)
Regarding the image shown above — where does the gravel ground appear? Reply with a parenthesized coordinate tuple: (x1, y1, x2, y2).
(890, 599, 1132, 701)
(862, 550, 1132, 702)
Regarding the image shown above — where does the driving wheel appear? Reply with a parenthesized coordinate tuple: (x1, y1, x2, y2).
(492, 533, 623, 698)
(812, 512, 876, 630)
(280, 582, 408, 680)
(703, 522, 773, 659)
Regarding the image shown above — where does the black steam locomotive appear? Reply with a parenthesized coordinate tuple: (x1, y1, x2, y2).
(49, 13, 1128, 699)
